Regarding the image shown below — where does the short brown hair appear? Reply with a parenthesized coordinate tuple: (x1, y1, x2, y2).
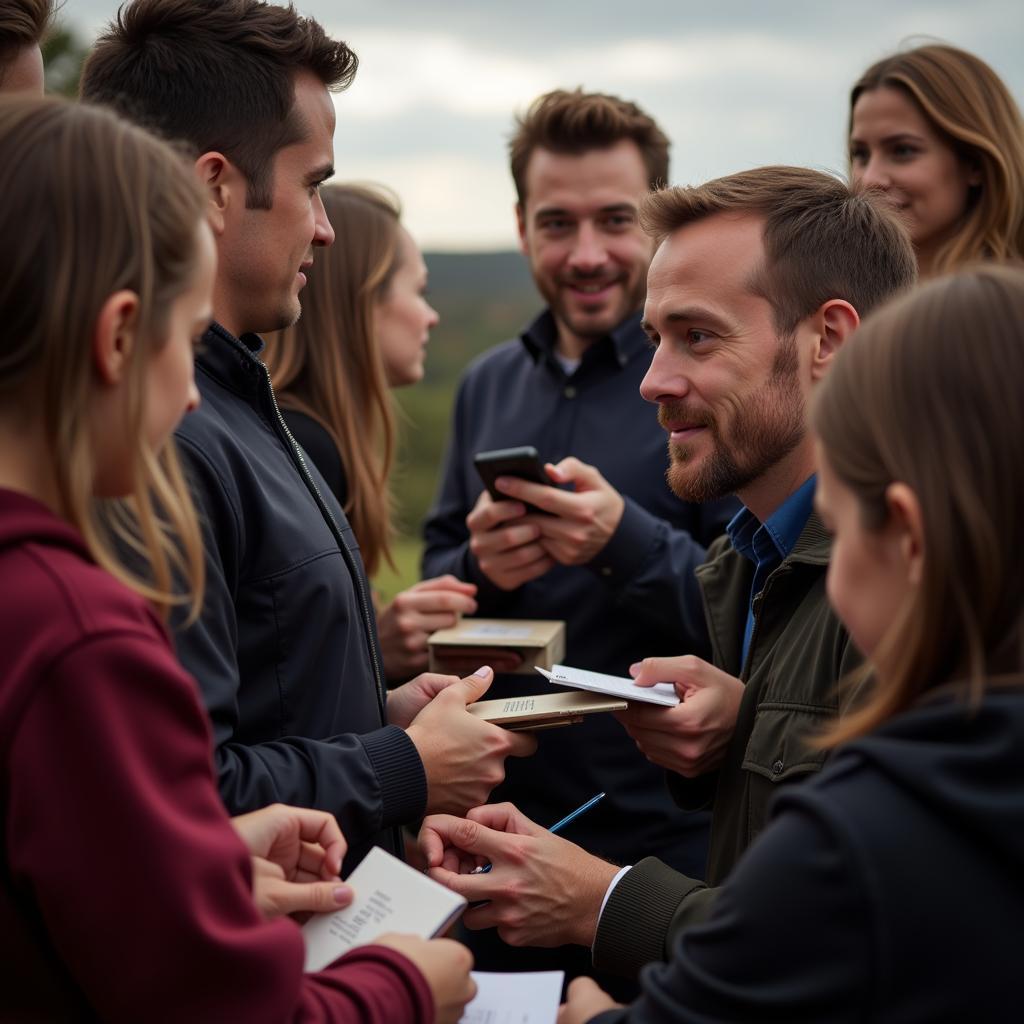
(80, 0, 357, 209)
(813, 263, 1024, 743)
(509, 88, 669, 204)
(642, 165, 917, 333)
(850, 44, 1024, 273)
(0, 0, 51, 76)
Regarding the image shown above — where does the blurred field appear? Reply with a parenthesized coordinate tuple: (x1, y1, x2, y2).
(373, 250, 539, 596)
(373, 535, 425, 603)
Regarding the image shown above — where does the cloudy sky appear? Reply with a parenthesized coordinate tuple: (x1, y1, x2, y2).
(66, 1, 1024, 250)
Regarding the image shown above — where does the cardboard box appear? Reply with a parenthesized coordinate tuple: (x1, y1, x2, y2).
(428, 618, 566, 676)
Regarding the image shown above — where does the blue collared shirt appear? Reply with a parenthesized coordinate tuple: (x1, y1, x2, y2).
(727, 474, 817, 667)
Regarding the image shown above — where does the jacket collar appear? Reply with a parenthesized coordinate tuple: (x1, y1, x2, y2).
(519, 309, 648, 370)
(196, 322, 269, 397)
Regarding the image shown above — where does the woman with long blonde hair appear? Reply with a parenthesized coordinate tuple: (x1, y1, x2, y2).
(848, 43, 1024, 276)
(558, 265, 1024, 1021)
(0, 95, 473, 1023)
(264, 184, 477, 681)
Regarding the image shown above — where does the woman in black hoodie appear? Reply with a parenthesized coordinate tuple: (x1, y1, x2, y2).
(561, 265, 1024, 1023)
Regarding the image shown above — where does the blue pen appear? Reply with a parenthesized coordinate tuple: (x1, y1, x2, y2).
(470, 792, 605, 874)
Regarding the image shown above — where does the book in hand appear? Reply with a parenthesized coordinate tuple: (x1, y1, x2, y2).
(467, 690, 628, 730)
(302, 846, 466, 973)
(536, 664, 681, 707)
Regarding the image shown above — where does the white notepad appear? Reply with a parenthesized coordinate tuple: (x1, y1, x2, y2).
(460, 970, 564, 1024)
(302, 846, 466, 973)
(536, 664, 680, 707)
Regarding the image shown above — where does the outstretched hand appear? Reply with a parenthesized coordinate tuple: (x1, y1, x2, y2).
(419, 802, 616, 948)
(406, 669, 538, 816)
(378, 575, 478, 681)
(616, 655, 744, 777)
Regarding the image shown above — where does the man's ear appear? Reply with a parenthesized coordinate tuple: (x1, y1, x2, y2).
(93, 290, 140, 386)
(194, 151, 238, 236)
(515, 202, 529, 256)
(884, 481, 925, 587)
(811, 299, 859, 382)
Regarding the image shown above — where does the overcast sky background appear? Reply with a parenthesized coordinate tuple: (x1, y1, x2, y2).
(66, 1, 1024, 250)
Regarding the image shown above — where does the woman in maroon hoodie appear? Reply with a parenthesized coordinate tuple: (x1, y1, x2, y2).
(0, 95, 474, 1022)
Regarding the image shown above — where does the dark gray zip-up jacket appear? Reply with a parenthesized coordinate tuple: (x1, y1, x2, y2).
(173, 324, 426, 870)
(592, 680, 1024, 1022)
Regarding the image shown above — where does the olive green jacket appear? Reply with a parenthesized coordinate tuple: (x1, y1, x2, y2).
(593, 513, 862, 978)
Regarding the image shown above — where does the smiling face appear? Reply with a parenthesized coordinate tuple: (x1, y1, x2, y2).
(374, 226, 439, 388)
(217, 70, 336, 336)
(850, 86, 979, 272)
(517, 139, 655, 357)
(640, 213, 810, 510)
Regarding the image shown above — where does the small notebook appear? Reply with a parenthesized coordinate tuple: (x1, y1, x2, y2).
(302, 846, 466, 973)
(460, 970, 564, 1023)
(536, 664, 680, 707)
(468, 690, 627, 730)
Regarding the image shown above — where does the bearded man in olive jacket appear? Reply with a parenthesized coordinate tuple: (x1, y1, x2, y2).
(416, 166, 917, 977)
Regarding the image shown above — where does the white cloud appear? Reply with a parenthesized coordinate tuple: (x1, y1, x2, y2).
(67, 1, 1024, 249)
(330, 30, 550, 118)
(331, 152, 521, 250)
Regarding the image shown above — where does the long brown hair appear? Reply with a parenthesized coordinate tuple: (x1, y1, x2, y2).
(813, 264, 1024, 743)
(262, 184, 400, 577)
(0, 96, 206, 617)
(850, 45, 1024, 273)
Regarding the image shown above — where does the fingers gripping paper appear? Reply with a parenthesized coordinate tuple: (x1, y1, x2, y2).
(302, 846, 466, 973)
(536, 664, 680, 707)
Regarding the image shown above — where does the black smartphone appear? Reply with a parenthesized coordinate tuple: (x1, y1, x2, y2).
(474, 446, 553, 511)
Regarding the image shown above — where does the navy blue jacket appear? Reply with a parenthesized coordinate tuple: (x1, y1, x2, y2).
(173, 324, 426, 869)
(595, 681, 1024, 1022)
(423, 311, 736, 874)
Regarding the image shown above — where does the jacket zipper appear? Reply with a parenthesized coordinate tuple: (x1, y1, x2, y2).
(260, 363, 387, 718)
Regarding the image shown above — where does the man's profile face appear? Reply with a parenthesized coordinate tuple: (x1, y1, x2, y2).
(517, 139, 654, 349)
(220, 69, 336, 336)
(639, 213, 807, 504)
(0, 44, 44, 95)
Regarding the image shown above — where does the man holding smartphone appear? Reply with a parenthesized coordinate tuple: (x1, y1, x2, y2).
(423, 89, 735, 988)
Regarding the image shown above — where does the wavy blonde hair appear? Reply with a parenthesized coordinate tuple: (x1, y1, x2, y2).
(813, 264, 1024, 744)
(850, 45, 1024, 273)
(0, 96, 206, 618)
(263, 184, 400, 577)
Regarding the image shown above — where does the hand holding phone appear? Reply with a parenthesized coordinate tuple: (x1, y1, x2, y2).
(473, 446, 552, 512)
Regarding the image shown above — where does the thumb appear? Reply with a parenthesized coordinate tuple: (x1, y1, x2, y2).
(548, 456, 602, 490)
(452, 665, 493, 704)
(630, 656, 707, 695)
(270, 880, 354, 919)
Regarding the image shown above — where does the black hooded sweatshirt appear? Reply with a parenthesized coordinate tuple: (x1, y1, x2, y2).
(594, 680, 1024, 1023)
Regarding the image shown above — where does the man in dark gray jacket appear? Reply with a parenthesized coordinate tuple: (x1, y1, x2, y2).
(80, 0, 534, 871)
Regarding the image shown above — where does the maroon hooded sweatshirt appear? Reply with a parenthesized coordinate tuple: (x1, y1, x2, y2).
(0, 488, 434, 1022)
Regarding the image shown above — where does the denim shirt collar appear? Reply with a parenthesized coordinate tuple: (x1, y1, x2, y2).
(727, 474, 818, 571)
